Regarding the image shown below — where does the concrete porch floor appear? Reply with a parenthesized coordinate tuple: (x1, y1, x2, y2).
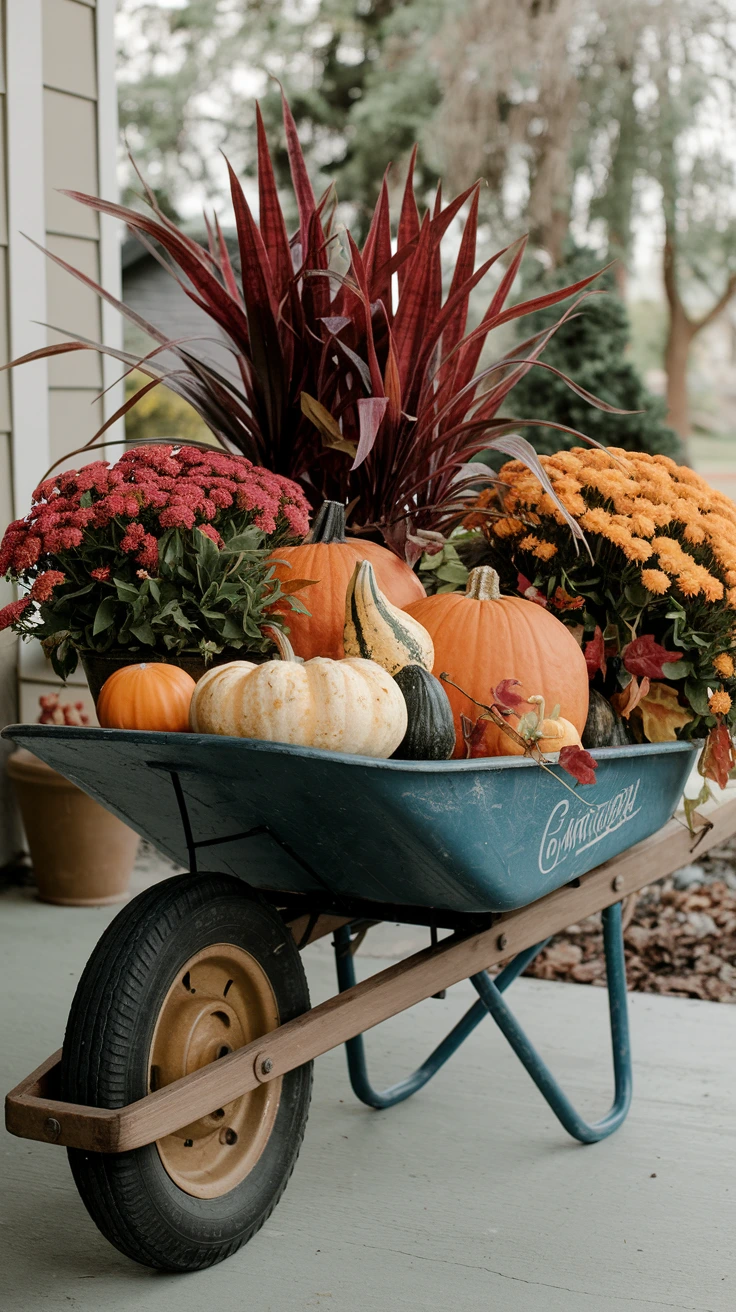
(1, 877, 734, 1312)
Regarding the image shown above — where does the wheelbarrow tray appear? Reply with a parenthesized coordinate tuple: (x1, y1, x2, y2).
(2, 725, 695, 914)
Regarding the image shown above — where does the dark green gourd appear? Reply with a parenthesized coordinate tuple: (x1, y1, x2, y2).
(582, 688, 630, 748)
(392, 664, 456, 760)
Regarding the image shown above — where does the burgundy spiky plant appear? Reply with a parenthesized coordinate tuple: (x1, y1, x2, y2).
(5, 95, 626, 560)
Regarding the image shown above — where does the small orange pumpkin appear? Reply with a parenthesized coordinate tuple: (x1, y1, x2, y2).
(268, 500, 426, 659)
(535, 717, 582, 754)
(97, 663, 196, 732)
(404, 565, 589, 758)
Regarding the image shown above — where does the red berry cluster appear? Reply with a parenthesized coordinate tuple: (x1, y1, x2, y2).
(0, 445, 310, 630)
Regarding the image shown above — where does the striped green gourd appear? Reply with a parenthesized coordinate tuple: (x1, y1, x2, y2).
(344, 561, 434, 676)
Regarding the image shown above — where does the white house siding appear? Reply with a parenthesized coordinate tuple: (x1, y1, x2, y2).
(0, 0, 121, 865)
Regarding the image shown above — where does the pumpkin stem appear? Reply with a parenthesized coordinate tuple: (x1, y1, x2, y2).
(465, 566, 501, 600)
(263, 624, 299, 663)
(309, 500, 347, 544)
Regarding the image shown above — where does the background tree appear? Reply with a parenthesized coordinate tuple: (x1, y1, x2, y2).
(585, 0, 736, 440)
(117, 0, 736, 455)
(117, 0, 439, 232)
(507, 245, 682, 461)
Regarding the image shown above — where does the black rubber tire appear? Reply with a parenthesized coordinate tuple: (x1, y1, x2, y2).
(60, 872, 312, 1272)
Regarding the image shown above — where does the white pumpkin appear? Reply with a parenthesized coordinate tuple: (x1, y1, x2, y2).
(190, 628, 407, 758)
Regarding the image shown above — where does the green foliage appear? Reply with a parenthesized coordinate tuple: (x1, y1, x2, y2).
(506, 246, 683, 463)
(417, 540, 470, 594)
(21, 520, 304, 681)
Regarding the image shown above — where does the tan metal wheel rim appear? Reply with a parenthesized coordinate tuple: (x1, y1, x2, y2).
(149, 942, 282, 1199)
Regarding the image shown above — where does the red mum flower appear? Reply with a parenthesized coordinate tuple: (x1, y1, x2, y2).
(177, 447, 208, 465)
(0, 525, 26, 575)
(12, 535, 42, 571)
(30, 570, 65, 602)
(120, 522, 145, 552)
(92, 492, 126, 526)
(159, 504, 196, 530)
(197, 523, 223, 548)
(0, 597, 31, 630)
(91, 565, 111, 581)
(135, 533, 159, 573)
(283, 500, 310, 538)
(55, 527, 83, 551)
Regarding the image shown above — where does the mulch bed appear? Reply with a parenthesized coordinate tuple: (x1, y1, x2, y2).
(521, 839, 736, 1003)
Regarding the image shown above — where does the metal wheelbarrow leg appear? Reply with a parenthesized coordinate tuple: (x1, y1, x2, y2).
(334, 903, 632, 1143)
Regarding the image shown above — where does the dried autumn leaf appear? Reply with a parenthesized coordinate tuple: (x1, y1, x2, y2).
(559, 744, 598, 785)
(552, 585, 584, 610)
(699, 723, 736, 789)
(300, 392, 358, 457)
(276, 577, 318, 596)
(683, 779, 711, 837)
(611, 675, 650, 719)
(460, 712, 489, 759)
(623, 634, 680, 679)
(584, 625, 606, 680)
(634, 680, 693, 743)
(492, 678, 531, 713)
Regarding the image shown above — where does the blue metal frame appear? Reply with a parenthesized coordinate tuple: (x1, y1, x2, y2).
(333, 902, 632, 1144)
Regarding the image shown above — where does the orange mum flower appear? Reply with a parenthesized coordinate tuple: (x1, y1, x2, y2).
(683, 524, 706, 545)
(709, 690, 732, 715)
(676, 570, 703, 597)
(641, 568, 671, 595)
(629, 512, 656, 538)
(492, 517, 525, 539)
(533, 540, 558, 561)
(580, 508, 612, 535)
(713, 653, 735, 678)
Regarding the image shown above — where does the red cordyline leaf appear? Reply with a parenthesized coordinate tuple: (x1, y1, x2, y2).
(700, 724, 735, 789)
(351, 398, 389, 471)
(4, 94, 619, 555)
(584, 626, 607, 679)
(362, 172, 393, 316)
(280, 89, 316, 250)
(558, 745, 598, 786)
(623, 634, 681, 679)
(255, 102, 292, 300)
(492, 679, 531, 713)
(397, 146, 420, 297)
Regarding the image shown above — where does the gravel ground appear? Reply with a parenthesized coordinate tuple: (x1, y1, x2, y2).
(523, 837, 736, 1002)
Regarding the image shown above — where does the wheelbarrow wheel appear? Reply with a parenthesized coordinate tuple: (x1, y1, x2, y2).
(60, 872, 312, 1272)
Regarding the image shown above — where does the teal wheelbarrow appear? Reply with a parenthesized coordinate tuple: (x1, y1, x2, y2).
(3, 725, 722, 1273)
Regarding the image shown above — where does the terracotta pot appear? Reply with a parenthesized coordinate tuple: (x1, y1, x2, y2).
(81, 648, 268, 704)
(6, 748, 139, 905)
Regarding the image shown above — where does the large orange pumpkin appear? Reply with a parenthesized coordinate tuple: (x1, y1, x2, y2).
(404, 566, 589, 758)
(97, 663, 196, 732)
(268, 500, 426, 659)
